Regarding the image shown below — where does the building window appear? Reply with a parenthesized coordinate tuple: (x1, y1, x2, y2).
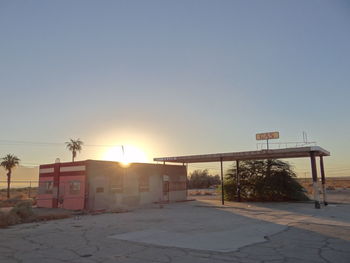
(39, 181, 53, 194)
(139, 174, 149, 192)
(110, 175, 123, 193)
(169, 175, 187, 191)
(69, 181, 81, 195)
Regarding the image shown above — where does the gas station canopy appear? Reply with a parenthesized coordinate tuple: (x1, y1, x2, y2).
(154, 146, 330, 164)
(154, 146, 330, 209)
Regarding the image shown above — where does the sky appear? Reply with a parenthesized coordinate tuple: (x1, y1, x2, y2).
(0, 0, 349, 181)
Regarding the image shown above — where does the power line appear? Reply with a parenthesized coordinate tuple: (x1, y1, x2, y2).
(0, 139, 122, 148)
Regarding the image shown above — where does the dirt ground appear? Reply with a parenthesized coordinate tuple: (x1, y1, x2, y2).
(297, 177, 350, 192)
(189, 188, 350, 204)
(323, 189, 350, 204)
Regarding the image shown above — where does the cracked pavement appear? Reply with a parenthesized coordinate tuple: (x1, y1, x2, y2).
(0, 200, 349, 263)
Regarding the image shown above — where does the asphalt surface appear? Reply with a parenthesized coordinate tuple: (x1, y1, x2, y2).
(0, 200, 349, 263)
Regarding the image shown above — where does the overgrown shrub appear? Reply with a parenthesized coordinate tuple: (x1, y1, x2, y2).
(224, 160, 309, 202)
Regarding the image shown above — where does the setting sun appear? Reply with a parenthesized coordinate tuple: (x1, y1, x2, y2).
(102, 145, 148, 164)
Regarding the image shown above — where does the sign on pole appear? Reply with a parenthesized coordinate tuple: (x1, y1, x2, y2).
(256, 132, 280, 150)
(256, 132, 280, 141)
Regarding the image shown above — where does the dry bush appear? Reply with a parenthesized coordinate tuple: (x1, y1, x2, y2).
(4, 212, 21, 225)
(9, 201, 35, 223)
(0, 211, 9, 227)
(0, 197, 35, 208)
(0, 210, 21, 228)
(0, 200, 35, 228)
(15, 193, 25, 199)
(0, 187, 38, 202)
(0, 195, 23, 207)
(0, 202, 73, 228)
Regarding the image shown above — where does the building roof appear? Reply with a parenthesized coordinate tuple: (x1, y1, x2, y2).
(153, 146, 330, 164)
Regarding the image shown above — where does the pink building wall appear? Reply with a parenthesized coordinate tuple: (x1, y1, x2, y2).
(37, 161, 87, 210)
(37, 160, 187, 211)
(36, 176, 54, 208)
(58, 175, 86, 210)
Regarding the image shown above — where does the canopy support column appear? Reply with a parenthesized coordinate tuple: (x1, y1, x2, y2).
(220, 157, 224, 205)
(320, 156, 328, 206)
(236, 160, 241, 202)
(310, 152, 321, 209)
(186, 163, 189, 199)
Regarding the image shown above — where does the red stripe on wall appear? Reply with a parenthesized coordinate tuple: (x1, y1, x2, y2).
(40, 161, 86, 169)
(40, 164, 55, 169)
(59, 161, 86, 167)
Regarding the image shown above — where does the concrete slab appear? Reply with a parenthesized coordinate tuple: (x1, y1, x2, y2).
(110, 219, 285, 252)
(111, 224, 285, 252)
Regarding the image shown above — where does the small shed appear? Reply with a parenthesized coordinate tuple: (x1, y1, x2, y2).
(37, 160, 187, 211)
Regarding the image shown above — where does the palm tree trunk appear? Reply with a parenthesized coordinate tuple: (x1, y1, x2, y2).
(7, 171, 11, 199)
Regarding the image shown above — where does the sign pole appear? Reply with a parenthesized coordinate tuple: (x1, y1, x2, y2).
(256, 132, 279, 150)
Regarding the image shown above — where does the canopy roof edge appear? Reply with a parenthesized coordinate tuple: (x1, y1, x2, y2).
(153, 146, 330, 163)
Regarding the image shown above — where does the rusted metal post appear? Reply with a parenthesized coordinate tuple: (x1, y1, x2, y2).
(220, 157, 224, 205)
(320, 156, 328, 206)
(236, 160, 241, 202)
(310, 152, 321, 209)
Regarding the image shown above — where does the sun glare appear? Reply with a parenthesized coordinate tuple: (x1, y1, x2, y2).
(102, 145, 148, 164)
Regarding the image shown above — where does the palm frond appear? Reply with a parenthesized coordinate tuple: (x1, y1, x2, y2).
(65, 138, 83, 161)
(0, 154, 20, 171)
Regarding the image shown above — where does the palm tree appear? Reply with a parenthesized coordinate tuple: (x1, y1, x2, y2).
(65, 139, 83, 162)
(1, 154, 20, 199)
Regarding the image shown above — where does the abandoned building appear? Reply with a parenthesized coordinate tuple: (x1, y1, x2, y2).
(36, 160, 187, 210)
